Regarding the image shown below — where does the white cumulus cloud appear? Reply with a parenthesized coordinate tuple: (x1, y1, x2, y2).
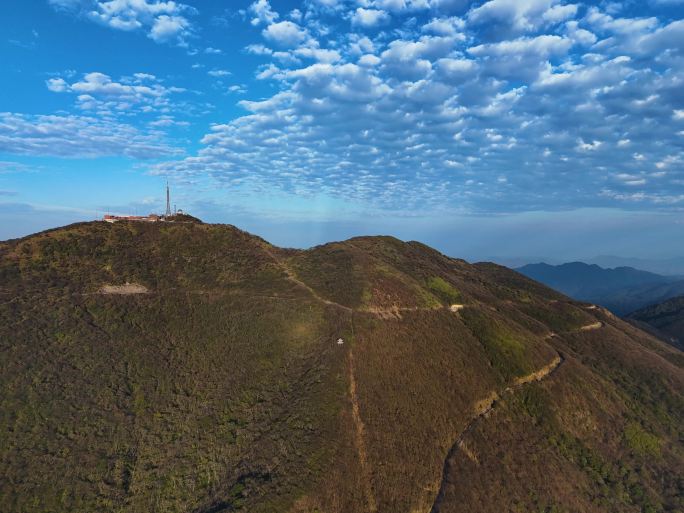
(49, 0, 196, 45)
(263, 21, 309, 47)
(45, 72, 184, 115)
(352, 8, 391, 28)
(141, 0, 684, 213)
(0, 112, 181, 158)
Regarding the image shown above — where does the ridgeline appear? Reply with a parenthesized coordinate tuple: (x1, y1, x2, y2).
(0, 220, 682, 513)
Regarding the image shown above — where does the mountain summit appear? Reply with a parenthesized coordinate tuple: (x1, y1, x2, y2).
(1, 221, 682, 513)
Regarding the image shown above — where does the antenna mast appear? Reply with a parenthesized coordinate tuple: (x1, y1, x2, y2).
(165, 180, 172, 217)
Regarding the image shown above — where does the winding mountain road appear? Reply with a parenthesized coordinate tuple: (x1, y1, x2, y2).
(262, 248, 605, 513)
(428, 351, 565, 513)
(428, 322, 605, 513)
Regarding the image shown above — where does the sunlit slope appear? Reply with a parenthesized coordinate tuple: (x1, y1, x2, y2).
(0, 221, 681, 513)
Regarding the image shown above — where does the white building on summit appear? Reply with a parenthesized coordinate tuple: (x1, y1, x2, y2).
(103, 183, 184, 223)
(103, 214, 161, 223)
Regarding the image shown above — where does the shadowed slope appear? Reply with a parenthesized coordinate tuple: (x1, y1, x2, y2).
(628, 296, 684, 351)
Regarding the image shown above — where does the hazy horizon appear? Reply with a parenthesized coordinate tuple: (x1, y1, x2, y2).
(3, 205, 684, 270)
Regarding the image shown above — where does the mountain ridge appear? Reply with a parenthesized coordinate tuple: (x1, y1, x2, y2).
(1, 221, 682, 513)
(587, 255, 684, 277)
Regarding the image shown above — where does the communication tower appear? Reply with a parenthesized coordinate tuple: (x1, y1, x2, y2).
(165, 180, 172, 217)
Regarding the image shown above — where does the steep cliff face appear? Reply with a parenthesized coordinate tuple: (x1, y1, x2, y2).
(1, 221, 682, 513)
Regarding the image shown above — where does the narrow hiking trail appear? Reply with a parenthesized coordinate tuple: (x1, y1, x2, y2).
(281, 264, 353, 312)
(580, 321, 604, 331)
(262, 245, 465, 320)
(428, 352, 565, 513)
(263, 249, 377, 509)
(260, 245, 354, 312)
(348, 346, 378, 513)
(429, 322, 606, 513)
(262, 246, 606, 513)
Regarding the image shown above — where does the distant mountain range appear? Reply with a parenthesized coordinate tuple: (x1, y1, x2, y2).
(516, 262, 684, 315)
(489, 255, 684, 277)
(586, 255, 684, 277)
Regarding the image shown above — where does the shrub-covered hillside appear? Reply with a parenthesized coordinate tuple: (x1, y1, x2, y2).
(628, 296, 684, 351)
(0, 221, 682, 513)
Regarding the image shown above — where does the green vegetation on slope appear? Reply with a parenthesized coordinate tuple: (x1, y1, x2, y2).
(0, 221, 682, 513)
(426, 276, 462, 304)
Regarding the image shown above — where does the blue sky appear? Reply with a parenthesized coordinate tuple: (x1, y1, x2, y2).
(1, 0, 683, 262)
